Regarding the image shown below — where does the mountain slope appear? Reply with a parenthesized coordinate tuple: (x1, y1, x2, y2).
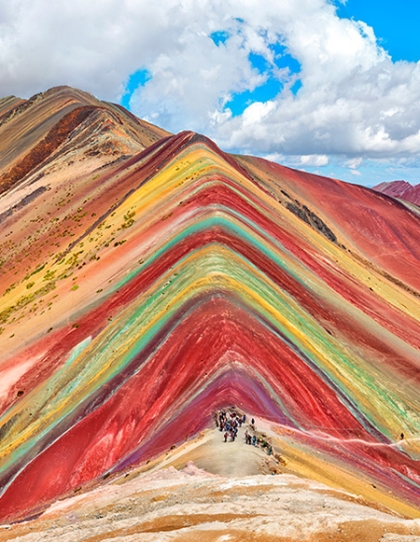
(0, 88, 420, 523)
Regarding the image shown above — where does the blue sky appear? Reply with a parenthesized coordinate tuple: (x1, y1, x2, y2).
(305, 0, 420, 185)
(335, 0, 420, 63)
(119, 1, 420, 187)
(0, 0, 419, 187)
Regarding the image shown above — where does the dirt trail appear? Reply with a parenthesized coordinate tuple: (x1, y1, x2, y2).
(177, 415, 277, 477)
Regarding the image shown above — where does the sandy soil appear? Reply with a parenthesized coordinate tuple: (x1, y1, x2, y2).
(168, 415, 279, 477)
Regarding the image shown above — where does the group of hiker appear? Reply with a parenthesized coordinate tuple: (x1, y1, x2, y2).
(215, 408, 273, 455)
(216, 409, 245, 442)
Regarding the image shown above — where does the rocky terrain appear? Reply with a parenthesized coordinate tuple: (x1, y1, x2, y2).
(0, 86, 420, 538)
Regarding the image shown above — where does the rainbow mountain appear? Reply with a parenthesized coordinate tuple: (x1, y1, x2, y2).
(0, 86, 420, 523)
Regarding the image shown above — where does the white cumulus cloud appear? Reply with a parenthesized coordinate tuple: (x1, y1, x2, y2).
(0, 0, 420, 183)
(300, 155, 329, 167)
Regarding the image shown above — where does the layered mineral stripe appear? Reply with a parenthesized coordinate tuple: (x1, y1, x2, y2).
(0, 131, 419, 521)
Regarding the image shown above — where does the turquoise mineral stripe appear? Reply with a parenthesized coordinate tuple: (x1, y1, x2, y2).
(113, 210, 313, 293)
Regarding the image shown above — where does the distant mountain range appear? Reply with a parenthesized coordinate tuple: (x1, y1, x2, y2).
(0, 86, 420, 526)
(373, 180, 420, 206)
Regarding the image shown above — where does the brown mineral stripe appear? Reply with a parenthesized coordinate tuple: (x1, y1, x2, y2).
(0, 105, 98, 194)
